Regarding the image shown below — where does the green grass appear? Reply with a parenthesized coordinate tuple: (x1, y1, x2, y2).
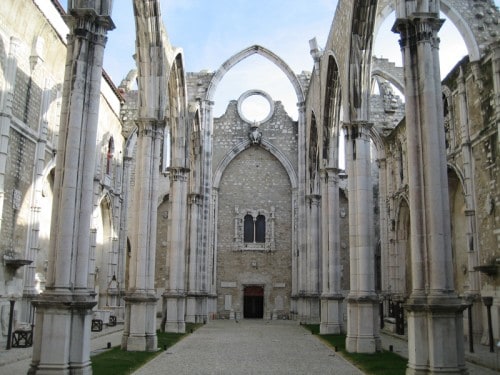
(302, 324, 407, 375)
(91, 323, 202, 375)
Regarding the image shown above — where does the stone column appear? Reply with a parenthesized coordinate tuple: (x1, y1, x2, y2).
(457, 65, 482, 347)
(29, 2, 114, 373)
(207, 188, 219, 315)
(344, 121, 380, 353)
(121, 120, 161, 351)
(116, 154, 133, 320)
(393, 4, 466, 373)
(457, 68, 480, 296)
(186, 193, 201, 323)
(296, 101, 308, 321)
(291, 192, 299, 319)
(320, 168, 344, 334)
(377, 156, 392, 319)
(163, 167, 189, 332)
(305, 194, 321, 323)
(200, 100, 215, 316)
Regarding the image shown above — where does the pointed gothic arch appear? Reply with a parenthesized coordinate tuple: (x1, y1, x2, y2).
(347, 0, 378, 122)
(375, 0, 487, 64)
(322, 53, 342, 167)
(213, 139, 297, 190)
(394, 195, 411, 296)
(205, 45, 305, 104)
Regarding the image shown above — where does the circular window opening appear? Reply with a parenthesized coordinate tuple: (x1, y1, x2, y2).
(237, 90, 274, 124)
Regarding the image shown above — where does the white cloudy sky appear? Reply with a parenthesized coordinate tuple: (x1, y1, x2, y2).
(58, 0, 499, 120)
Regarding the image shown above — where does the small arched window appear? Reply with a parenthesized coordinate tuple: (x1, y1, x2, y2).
(244, 215, 254, 243)
(236, 208, 275, 251)
(243, 214, 266, 243)
(255, 215, 265, 243)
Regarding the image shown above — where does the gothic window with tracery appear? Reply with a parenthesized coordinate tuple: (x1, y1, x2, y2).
(243, 214, 266, 243)
(235, 208, 275, 251)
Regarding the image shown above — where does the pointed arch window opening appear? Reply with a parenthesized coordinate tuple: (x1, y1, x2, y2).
(162, 126, 171, 173)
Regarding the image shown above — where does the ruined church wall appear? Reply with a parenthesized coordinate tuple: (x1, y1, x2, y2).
(213, 99, 298, 318)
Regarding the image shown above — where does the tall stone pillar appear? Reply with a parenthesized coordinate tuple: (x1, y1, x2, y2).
(457, 68, 480, 297)
(296, 102, 308, 321)
(29, 2, 114, 373)
(344, 122, 381, 353)
(123, 0, 170, 349)
(115, 153, 132, 322)
(121, 119, 162, 351)
(320, 168, 344, 334)
(186, 193, 201, 323)
(304, 194, 320, 323)
(376, 158, 389, 294)
(199, 99, 216, 316)
(393, 3, 466, 373)
(163, 166, 189, 333)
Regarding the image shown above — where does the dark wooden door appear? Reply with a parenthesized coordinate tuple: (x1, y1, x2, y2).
(244, 286, 264, 318)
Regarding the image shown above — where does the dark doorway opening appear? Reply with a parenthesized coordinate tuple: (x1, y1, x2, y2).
(243, 286, 264, 318)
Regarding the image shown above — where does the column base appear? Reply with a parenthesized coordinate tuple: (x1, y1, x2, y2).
(29, 291, 96, 374)
(162, 292, 186, 333)
(346, 293, 381, 353)
(186, 296, 197, 323)
(185, 293, 209, 323)
(28, 362, 92, 375)
(320, 294, 344, 334)
(296, 294, 320, 324)
(405, 295, 467, 375)
(121, 291, 158, 351)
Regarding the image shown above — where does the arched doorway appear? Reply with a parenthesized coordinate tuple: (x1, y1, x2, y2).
(244, 286, 264, 319)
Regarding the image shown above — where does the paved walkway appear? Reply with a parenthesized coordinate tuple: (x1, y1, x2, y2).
(133, 320, 363, 375)
(1, 321, 499, 374)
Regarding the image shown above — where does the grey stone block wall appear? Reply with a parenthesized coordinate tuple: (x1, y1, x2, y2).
(1, 129, 36, 255)
(213, 94, 298, 318)
(216, 146, 293, 317)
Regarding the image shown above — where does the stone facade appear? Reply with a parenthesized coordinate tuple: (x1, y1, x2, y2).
(214, 99, 296, 319)
(0, 1, 499, 374)
(0, 1, 125, 359)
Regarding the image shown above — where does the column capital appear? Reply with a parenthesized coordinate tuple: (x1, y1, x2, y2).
(342, 121, 372, 140)
(297, 101, 306, 112)
(342, 120, 372, 129)
(325, 166, 342, 175)
(464, 209, 475, 217)
(392, 15, 444, 49)
(136, 118, 165, 138)
(306, 194, 321, 205)
(67, 1, 115, 31)
(167, 166, 190, 182)
(189, 193, 202, 205)
(376, 158, 387, 169)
